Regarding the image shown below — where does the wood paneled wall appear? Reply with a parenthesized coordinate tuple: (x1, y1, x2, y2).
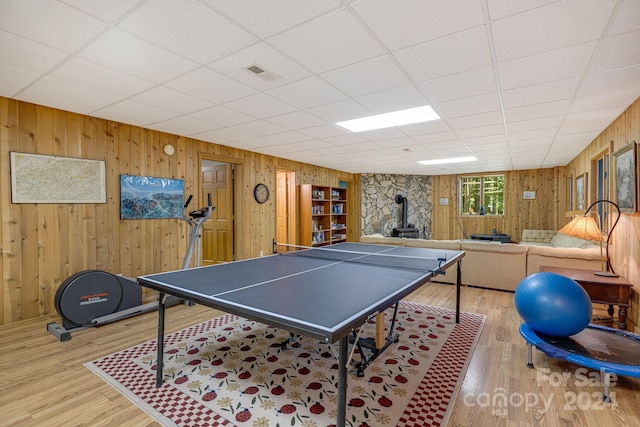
(564, 97, 640, 330)
(430, 167, 566, 242)
(0, 98, 354, 325)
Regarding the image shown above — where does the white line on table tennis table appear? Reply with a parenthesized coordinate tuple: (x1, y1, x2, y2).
(210, 244, 445, 298)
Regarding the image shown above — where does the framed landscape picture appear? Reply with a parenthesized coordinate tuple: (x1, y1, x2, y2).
(612, 143, 637, 214)
(575, 173, 586, 211)
(120, 174, 184, 219)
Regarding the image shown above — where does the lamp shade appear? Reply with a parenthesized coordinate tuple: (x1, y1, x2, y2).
(558, 216, 603, 242)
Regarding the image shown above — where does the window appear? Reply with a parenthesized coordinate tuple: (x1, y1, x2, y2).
(460, 175, 505, 215)
(592, 151, 610, 231)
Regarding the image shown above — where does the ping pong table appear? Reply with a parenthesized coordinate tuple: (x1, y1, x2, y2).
(137, 242, 464, 427)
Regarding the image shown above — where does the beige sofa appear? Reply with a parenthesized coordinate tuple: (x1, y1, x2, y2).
(360, 230, 604, 292)
(359, 235, 528, 292)
(520, 229, 603, 275)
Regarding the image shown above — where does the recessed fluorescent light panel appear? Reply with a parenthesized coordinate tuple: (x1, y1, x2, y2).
(417, 156, 477, 166)
(335, 106, 440, 132)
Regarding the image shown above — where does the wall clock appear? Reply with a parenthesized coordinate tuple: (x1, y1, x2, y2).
(254, 183, 269, 204)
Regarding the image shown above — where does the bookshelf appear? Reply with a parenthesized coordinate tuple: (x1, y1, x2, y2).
(299, 184, 347, 247)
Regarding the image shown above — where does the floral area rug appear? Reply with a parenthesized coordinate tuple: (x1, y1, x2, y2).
(86, 302, 485, 426)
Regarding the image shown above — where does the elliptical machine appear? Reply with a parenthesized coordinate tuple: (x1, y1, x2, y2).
(47, 194, 214, 341)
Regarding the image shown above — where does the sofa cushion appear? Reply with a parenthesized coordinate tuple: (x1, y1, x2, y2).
(460, 241, 529, 254)
(459, 242, 528, 291)
(549, 233, 598, 249)
(525, 244, 604, 275)
(526, 244, 602, 260)
(521, 229, 556, 244)
(359, 234, 407, 246)
(405, 238, 461, 250)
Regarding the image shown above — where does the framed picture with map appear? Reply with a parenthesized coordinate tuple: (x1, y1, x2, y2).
(10, 152, 106, 203)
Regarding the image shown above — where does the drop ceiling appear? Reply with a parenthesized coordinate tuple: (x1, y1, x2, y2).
(1, 0, 639, 175)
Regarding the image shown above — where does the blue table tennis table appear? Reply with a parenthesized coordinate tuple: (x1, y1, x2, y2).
(137, 242, 465, 427)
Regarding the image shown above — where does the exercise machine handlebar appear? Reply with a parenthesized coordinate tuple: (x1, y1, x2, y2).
(181, 194, 215, 270)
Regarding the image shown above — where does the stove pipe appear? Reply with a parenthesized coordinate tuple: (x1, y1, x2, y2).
(395, 194, 408, 228)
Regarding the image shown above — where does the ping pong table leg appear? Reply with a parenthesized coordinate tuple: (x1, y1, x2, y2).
(456, 259, 461, 323)
(156, 292, 166, 387)
(375, 312, 385, 349)
(337, 335, 348, 427)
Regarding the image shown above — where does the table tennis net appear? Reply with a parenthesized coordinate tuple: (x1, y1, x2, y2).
(274, 243, 449, 274)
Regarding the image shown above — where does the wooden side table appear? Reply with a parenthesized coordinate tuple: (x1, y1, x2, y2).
(539, 266, 633, 330)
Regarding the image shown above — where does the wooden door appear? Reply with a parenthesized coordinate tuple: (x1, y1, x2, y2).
(201, 163, 233, 265)
(276, 170, 296, 246)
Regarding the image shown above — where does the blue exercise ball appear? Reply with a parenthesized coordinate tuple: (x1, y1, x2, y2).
(514, 272, 592, 337)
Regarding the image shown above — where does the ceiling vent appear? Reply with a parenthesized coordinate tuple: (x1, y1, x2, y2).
(244, 63, 281, 81)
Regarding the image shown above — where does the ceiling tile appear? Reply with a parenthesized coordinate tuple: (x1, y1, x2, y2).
(457, 124, 506, 139)
(498, 42, 596, 90)
(222, 93, 297, 119)
(305, 99, 372, 123)
(266, 76, 346, 109)
(231, 120, 287, 136)
(267, 8, 385, 73)
(267, 111, 325, 130)
(579, 65, 640, 98)
(607, 0, 640, 36)
(589, 30, 640, 73)
(321, 55, 410, 98)
(118, 0, 257, 64)
(558, 106, 626, 135)
(418, 66, 497, 104)
(0, 30, 66, 75)
(491, 0, 617, 62)
(188, 105, 254, 127)
(92, 99, 178, 126)
(208, 43, 312, 90)
(355, 84, 427, 114)
(262, 131, 314, 145)
(432, 92, 501, 119)
(203, 0, 342, 38)
(352, 0, 484, 51)
(165, 67, 257, 104)
(17, 75, 122, 114)
(297, 124, 349, 139)
(0, 63, 39, 95)
(61, 0, 142, 22)
(569, 91, 638, 114)
(394, 26, 492, 81)
(132, 86, 214, 115)
(504, 100, 571, 122)
(0, 0, 106, 52)
(78, 28, 198, 83)
(446, 110, 504, 130)
(501, 77, 580, 109)
(486, 0, 557, 21)
(149, 115, 221, 136)
(50, 57, 155, 98)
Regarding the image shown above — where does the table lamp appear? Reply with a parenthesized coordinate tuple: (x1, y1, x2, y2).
(559, 199, 620, 277)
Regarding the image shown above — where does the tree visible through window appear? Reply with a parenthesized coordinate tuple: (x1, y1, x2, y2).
(460, 175, 505, 215)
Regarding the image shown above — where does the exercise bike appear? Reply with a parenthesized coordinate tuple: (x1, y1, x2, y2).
(47, 194, 214, 341)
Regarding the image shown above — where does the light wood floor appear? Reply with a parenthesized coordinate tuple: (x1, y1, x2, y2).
(1, 283, 639, 427)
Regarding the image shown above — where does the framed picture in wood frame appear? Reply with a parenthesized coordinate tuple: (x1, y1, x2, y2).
(566, 175, 573, 212)
(612, 142, 637, 214)
(575, 173, 587, 211)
